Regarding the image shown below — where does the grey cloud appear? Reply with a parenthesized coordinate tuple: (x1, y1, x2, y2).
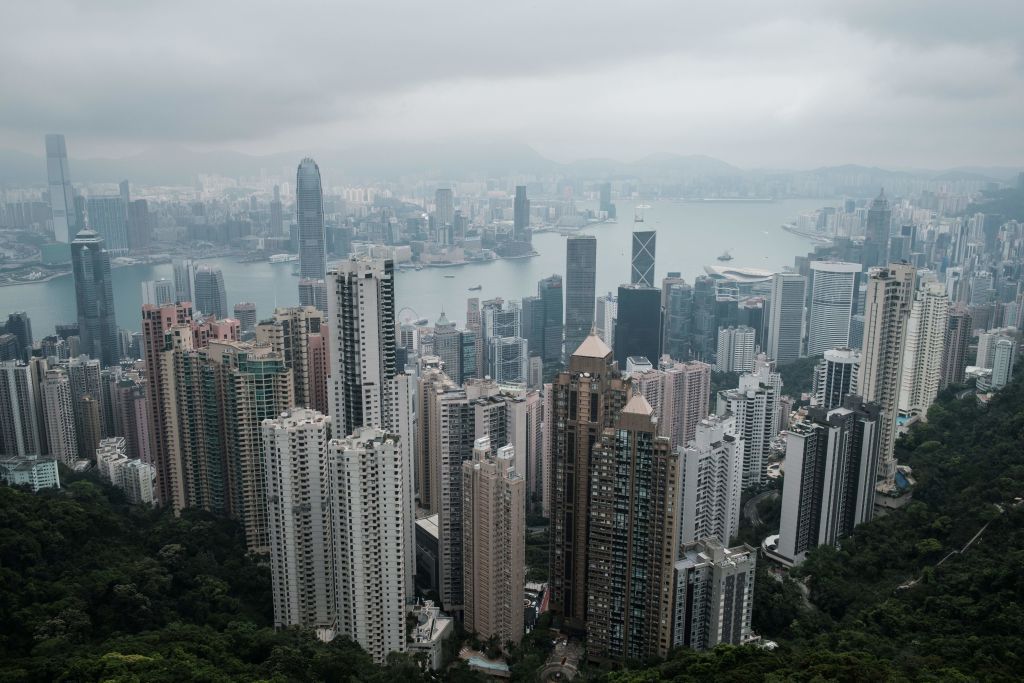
(0, 0, 1022, 167)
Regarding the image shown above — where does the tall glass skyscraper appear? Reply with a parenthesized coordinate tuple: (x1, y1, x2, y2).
(45, 134, 77, 243)
(194, 266, 228, 319)
(514, 185, 530, 242)
(807, 261, 860, 356)
(631, 230, 656, 288)
(296, 158, 326, 280)
(564, 235, 596, 356)
(70, 229, 118, 367)
(862, 189, 891, 269)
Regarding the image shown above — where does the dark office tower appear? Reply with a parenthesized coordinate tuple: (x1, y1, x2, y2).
(861, 189, 891, 269)
(45, 134, 77, 243)
(549, 333, 629, 632)
(631, 231, 656, 288)
(939, 306, 972, 388)
(521, 295, 545, 360)
(270, 185, 284, 234)
(6, 312, 33, 362)
(776, 397, 881, 565)
(70, 229, 118, 367)
(691, 276, 717, 361)
(587, 393, 679, 662)
(514, 185, 530, 243)
(194, 266, 228, 319)
(664, 282, 694, 360)
(296, 158, 326, 280)
(538, 275, 564, 378)
(565, 235, 597, 359)
(614, 285, 662, 368)
(598, 182, 616, 219)
(128, 199, 151, 249)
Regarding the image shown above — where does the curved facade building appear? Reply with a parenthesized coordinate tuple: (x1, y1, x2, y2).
(296, 158, 326, 280)
(807, 261, 860, 356)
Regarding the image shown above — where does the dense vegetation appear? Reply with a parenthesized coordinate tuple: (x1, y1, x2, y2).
(4, 373, 1024, 681)
(0, 474, 467, 682)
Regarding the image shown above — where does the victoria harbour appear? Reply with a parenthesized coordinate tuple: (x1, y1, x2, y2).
(1, 197, 828, 336)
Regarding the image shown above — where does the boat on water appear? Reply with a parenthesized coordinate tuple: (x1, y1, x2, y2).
(468, 285, 482, 291)
(443, 275, 455, 278)
(269, 253, 299, 263)
(717, 250, 734, 262)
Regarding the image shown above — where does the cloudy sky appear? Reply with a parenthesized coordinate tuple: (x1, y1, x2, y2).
(1, 0, 1022, 168)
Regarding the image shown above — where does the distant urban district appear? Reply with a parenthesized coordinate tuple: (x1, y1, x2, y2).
(1, 135, 1023, 681)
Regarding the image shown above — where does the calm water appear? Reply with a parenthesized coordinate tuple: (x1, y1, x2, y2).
(1, 198, 830, 336)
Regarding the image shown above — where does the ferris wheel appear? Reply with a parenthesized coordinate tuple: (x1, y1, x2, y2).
(397, 307, 421, 326)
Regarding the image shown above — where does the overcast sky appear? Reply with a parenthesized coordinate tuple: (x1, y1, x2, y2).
(1, 0, 1022, 168)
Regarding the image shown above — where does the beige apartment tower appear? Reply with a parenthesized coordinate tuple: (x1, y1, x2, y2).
(462, 436, 525, 647)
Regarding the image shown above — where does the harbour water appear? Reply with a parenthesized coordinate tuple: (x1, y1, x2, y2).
(0, 198, 831, 336)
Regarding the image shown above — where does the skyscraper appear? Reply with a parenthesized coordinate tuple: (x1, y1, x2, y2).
(434, 188, 454, 243)
(939, 306, 972, 388)
(856, 263, 915, 484)
(776, 397, 881, 565)
(587, 393, 679, 662)
(548, 332, 629, 632)
(194, 266, 228, 319)
(716, 363, 781, 488)
(594, 291, 617, 349)
(86, 196, 129, 254)
(41, 368, 78, 465)
(671, 540, 756, 650)
(462, 437, 526, 647)
(173, 259, 195, 304)
(631, 230, 657, 287)
(296, 158, 326, 280)
(812, 347, 860, 410)
(70, 229, 119, 367)
(991, 337, 1017, 389)
(233, 302, 257, 334)
(513, 185, 530, 242)
(679, 415, 742, 546)
(629, 358, 713, 450)
(898, 281, 949, 418)
(807, 261, 860, 356)
(297, 278, 327, 314)
(432, 311, 463, 382)
(564, 235, 597, 358)
(264, 409, 336, 630)
(714, 325, 756, 373)
(862, 189, 891, 269)
(614, 285, 662, 368)
(766, 272, 806, 364)
(5, 312, 33, 363)
(269, 184, 284, 234)
(537, 274, 564, 377)
(663, 280, 693, 361)
(0, 362, 41, 457)
(330, 427, 411, 663)
(141, 302, 197, 509)
(327, 257, 403, 436)
(45, 134, 77, 243)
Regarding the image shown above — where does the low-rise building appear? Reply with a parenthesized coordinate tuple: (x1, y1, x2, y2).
(408, 600, 453, 670)
(0, 455, 60, 492)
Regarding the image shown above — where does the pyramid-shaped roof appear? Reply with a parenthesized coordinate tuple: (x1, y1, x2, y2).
(622, 392, 654, 416)
(572, 332, 612, 359)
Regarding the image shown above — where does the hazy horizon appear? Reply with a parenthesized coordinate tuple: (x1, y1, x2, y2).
(2, 1, 1023, 169)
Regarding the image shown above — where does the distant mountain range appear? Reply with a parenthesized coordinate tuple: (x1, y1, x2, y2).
(0, 142, 1018, 188)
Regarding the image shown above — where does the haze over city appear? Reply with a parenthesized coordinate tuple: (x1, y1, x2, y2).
(2, 1, 1023, 168)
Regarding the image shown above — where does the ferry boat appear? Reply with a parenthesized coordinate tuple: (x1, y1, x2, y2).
(717, 250, 734, 262)
(269, 253, 299, 263)
(468, 285, 482, 291)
